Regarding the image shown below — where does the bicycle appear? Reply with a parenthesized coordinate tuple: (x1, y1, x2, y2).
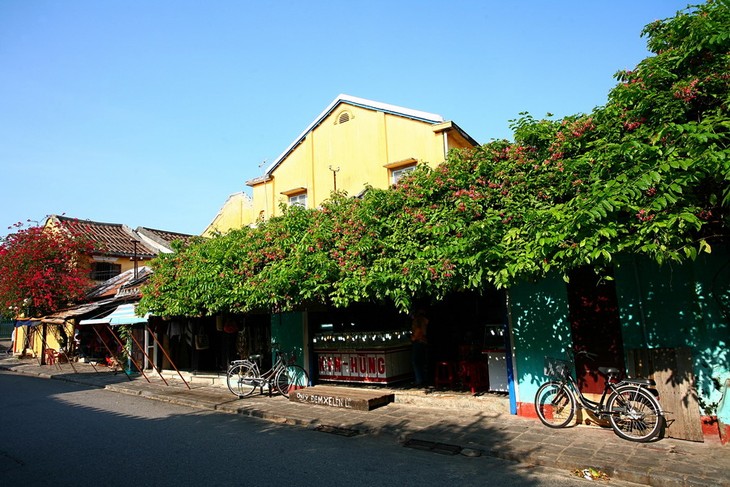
(534, 351, 664, 442)
(226, 349, 310, 399)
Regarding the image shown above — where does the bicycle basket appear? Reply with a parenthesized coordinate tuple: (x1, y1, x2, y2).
(544, 357, 569, 379)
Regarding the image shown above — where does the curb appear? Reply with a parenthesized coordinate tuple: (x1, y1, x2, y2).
(3, 361, 728, 487)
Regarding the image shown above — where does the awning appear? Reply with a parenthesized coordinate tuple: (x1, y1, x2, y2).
(14, 319, 42, 328)
(79, 303, 150, 326)
(41, 299, 117, 324)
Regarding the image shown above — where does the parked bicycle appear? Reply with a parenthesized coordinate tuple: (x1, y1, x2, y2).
(534, 351, 664, 442)
(226, 349, 310, 399)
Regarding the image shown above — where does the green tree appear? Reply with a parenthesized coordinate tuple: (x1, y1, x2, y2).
(140, 1, 729, 316)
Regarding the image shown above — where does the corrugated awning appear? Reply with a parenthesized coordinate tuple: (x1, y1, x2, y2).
(14, 319, 42, 328)
(41, 299, 117, 324)
(79, 303, 150, 326)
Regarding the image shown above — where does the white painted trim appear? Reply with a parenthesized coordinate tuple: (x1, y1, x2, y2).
(261, 94, 444, 177)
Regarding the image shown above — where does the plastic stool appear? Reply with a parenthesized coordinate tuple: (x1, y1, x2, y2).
(433, 361, 455, 389)
(459, 361, 488, 394)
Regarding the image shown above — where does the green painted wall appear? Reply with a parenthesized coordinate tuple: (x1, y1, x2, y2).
(509, 273, 573, 406)
(270, 312, 308, 369)
(614, 247, 729, 410)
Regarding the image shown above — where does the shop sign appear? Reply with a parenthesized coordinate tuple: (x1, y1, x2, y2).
(319, 352, 386, 379)
(293, 391, 353, 409)
(316, 347, 411, 383)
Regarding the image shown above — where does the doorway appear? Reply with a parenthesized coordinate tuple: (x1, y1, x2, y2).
(566, 266, 625, 394)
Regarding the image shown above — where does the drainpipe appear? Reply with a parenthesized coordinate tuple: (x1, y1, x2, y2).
(504, 290, 518, 415)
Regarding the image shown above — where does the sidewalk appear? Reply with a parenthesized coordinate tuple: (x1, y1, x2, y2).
(1, 354, 727, 487)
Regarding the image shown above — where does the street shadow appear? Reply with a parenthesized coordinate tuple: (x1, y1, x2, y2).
(1, 372, 586, 487)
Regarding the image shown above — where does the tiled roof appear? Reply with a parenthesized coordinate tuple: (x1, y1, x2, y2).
(85, 266, 152, 300)
(136, 227, 197, 251)
(51, 216, 157, 258)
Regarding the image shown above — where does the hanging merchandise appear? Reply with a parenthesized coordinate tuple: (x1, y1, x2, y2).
(195, 327, 210, 350)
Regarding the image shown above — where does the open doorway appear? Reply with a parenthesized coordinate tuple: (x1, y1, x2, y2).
(566, 266, 625, 394)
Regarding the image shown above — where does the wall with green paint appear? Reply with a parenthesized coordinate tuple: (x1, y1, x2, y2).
(509, 273, 573, 411)
(270, 312, 308, 369)
(614, 246, 729, 409)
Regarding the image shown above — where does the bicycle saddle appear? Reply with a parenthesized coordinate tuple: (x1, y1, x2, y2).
(598, 366, 621, 377)
(249, 354, 262, 361)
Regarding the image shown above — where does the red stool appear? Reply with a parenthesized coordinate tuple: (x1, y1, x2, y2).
(44, 349, 57, 366)
(433, 361, 455, 389)
(459, 361, 488, 394)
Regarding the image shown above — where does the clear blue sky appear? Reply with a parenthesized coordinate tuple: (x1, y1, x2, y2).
(0, 0, 692, 238)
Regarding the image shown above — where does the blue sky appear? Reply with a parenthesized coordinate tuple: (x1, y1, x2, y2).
(0, 0, 692, 238)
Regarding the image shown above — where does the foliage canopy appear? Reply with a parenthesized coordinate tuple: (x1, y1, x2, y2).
(0, 221, 95, 318)
(140, 1, 729, 316)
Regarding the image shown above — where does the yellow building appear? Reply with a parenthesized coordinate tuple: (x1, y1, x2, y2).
(203, 192, 254, 237)
(45, 215, 194, 281)
(205, 94, 478, 232)
(13, 217, 194, 362)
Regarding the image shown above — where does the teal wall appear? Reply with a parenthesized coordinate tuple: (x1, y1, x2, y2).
(614, 247, 729, 411)
(509, 273, 573, 406)
(270, 312, 307, 368)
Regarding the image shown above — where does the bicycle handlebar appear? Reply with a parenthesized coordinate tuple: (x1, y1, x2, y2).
(574, 350, 598, 360)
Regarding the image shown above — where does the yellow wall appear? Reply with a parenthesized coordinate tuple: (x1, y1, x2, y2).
(88, 256, 141, 276)
(13, 322, 74, 360)
(249, 103, 475, 219)
(202, 192, 254, 236)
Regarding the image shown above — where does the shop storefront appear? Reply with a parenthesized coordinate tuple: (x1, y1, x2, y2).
(305, 289, 511, 391)
(313, 330, 412, 384)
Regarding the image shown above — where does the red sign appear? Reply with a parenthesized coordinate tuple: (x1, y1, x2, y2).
(315, 346, 411, 383)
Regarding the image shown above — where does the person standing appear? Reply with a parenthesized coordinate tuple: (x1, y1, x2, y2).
(411, 310, 429, 387)
(9, 326, 16, 355)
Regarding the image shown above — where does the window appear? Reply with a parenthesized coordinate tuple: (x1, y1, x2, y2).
(288, 192, 307, 207)
(384, 158, 418, 185)
(282, 187, 307, 207)
(90, 262, 121, 281)
(391, 165, 416, 184)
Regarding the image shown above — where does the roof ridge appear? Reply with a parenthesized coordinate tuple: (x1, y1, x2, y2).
(137, 226, 194, 237)
(250, 94, 447, 183)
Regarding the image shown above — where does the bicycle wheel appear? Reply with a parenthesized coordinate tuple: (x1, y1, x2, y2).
(275, 365, 309, 398)
(535, 381, 576, 428)
(607, 385, 663, 442)
(226, 363, 258, 398)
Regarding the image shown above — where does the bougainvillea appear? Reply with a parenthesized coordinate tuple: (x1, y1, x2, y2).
(0, 220, 96, 318)
(140, 1, 729, 316)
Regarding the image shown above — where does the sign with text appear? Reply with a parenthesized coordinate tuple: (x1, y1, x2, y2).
(314, 346, 411, 384)
(289, 385, 394, 411)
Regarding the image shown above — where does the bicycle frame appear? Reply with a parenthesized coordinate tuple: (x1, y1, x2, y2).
(559, 371, 610, 416)
(557, 366, 660, 419)
(230, 351, 290, 396)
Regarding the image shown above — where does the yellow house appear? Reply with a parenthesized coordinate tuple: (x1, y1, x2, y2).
(45, 215, 195, 281)
(203, 192, 254, 237)
(205, 94, 478, 231)
(13, 216, 194, 362)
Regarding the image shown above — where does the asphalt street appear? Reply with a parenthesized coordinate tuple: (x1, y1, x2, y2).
(0, 372, 614, 487)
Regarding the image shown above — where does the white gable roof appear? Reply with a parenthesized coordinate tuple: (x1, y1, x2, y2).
(253, 94, 445, 182)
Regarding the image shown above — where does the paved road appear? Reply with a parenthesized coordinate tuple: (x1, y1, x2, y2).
(0, 372, 630, 486)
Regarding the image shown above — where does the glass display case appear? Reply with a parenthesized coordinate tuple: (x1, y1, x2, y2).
(313, 329, 412, 384)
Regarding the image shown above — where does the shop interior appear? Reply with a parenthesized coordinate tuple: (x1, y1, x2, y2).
(309, 288, 509, 392)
